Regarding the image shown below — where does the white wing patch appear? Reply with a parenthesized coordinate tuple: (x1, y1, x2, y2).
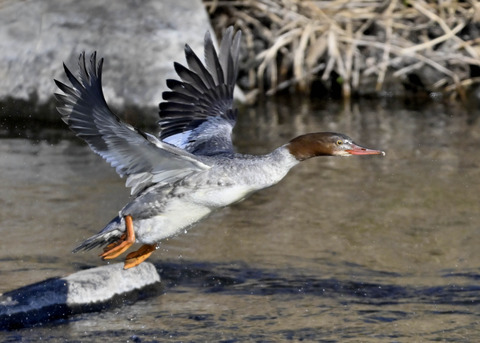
(162, 131, 192, 150)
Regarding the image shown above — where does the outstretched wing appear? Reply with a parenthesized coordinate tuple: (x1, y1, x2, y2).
(55, 52, 209, 195)
(159, 26, 241, 156)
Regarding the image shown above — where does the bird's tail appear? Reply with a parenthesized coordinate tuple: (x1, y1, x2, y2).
(72, 216, 124, 253)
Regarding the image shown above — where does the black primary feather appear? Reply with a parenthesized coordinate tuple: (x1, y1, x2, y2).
(158, 26, 241, 155)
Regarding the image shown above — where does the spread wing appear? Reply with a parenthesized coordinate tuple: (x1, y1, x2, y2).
(54, 52, 209, 195)
(159, 26, 241, 156)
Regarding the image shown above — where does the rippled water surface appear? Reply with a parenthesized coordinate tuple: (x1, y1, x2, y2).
(1, 99, 480, 341)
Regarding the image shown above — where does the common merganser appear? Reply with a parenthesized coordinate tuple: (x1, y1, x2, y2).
(55, 27, 384, 269)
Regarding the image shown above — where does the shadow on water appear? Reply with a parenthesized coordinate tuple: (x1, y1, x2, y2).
(0, 98, 155, 141)
(156, 260, 480, 306)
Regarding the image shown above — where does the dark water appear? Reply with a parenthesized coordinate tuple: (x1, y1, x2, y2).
(1, 98, 480, 341)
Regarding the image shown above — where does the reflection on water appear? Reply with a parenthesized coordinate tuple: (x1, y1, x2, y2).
(1, 98, 480, 341)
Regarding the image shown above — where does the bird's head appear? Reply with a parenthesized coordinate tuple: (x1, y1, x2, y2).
(287, 132, 385, 161)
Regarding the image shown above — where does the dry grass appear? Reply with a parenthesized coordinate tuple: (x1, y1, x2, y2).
(204, 0, 480, 100)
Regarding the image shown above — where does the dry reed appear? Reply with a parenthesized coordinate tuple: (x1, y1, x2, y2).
(204, 0, 480, 100)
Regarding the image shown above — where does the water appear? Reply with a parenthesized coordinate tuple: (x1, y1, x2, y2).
(1, 98, 480, 341)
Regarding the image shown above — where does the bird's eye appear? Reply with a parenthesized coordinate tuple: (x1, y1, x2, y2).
(336, 140, 343, 145)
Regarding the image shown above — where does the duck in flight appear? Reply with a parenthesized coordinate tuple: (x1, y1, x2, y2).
(55, 27, 384, 269)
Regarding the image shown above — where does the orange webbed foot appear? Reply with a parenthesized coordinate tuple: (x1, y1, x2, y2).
(103, 233, 127, 252)
(100, 215, 135, 260)
(124, 244, 157, 269)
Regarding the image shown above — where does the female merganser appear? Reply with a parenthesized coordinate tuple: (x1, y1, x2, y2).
(55, 27, 384, 269)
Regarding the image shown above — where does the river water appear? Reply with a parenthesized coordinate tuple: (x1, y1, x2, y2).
(1, 98, 479, 341)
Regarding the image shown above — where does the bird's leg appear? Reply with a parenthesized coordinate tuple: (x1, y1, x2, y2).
(123, 244, 157, 269)
(100, 215, 135, 260)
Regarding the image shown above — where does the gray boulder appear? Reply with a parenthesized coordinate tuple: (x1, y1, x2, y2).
(0, 262, 161, 330)
(0, 0, 214, 120)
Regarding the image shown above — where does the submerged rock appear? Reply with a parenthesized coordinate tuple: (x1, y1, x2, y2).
(0, 0, 213, 119)
(0, 263, 161, 330)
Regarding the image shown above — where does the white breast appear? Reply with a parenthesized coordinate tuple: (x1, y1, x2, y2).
(188, 184, 256, 208)
(134, 199, 212, 244)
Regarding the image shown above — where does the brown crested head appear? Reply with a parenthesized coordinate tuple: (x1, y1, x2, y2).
(287, 132, 385, 161)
